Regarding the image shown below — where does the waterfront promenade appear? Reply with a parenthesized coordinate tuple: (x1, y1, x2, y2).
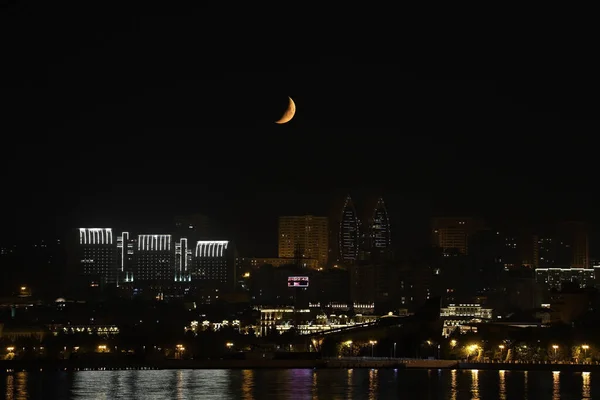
(2, 357, 600, 372)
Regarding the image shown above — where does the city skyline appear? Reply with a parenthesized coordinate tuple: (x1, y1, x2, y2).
(4, 3, 600, 396)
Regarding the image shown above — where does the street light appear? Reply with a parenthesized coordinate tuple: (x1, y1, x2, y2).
(582, 345, 589, 361)
(393, 342, 397, 358)
(226, 342, 234, 350)
(552, 345, 559, 360)
(369, 340, 377, 357)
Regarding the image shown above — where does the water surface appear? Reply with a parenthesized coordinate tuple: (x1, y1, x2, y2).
(0, 368, 595, 399)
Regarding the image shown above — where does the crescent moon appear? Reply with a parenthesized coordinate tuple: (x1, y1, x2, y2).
(275, 97, 296, 124)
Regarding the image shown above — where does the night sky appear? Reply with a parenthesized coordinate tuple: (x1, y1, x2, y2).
(2, 6, 599, 255)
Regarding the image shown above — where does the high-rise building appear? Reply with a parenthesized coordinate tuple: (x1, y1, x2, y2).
(134, 234, 174, 282)
(117, 232, 135, 283)
(431, 217, 484, 255)
(338, 195, 360, 265)
(77, 228, 118, 284)
(192, 240, 234, 287)
(560, 221, 589, 269)
(278, 215, 329, 269)
(368, 197, 392, 251)
(175, 238, 192, 282)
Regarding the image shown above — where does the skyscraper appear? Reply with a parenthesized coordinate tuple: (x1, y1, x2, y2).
(77, 228, 118, 284)
(278, 215, 329, 268)
(368, 197, 392, 251)
(338, 195, 360, 265)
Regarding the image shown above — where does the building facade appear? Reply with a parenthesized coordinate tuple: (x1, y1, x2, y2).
(77, 228, 118, 285)
(193, 240, 235, 288)
(134, 234, 174, 282)
(278, 215, 329, 269)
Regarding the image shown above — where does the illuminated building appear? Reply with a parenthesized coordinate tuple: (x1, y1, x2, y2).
(175, 237, 192, 282)
(278, 215, 329, 269)
(431, 217, 484, 255)
(117, 232, 135, 284)
(368, 197, 391, 251)
(192, 240, 234, 287)
(134, 234, 174, 282)
(338, 195, 360, 265)
(535, 267, 596, 290)
(440, 303, 493, 337)
(77, 228, 118, 284)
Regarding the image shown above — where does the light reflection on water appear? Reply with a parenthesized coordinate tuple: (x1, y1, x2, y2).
(450, 369, 457, 400)
(241, 369, 253, 400)
(1, 368, 600, 399)
(471, 369, 480, 400)
(552, 371, 560, 400)
(583, 371, 591, 399)
(498, 370, 506, 400)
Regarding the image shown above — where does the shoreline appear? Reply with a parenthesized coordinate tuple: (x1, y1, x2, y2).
(2, 359, 599, 372)
(455, 362, 600, 372)
(0, 358, 405, 371)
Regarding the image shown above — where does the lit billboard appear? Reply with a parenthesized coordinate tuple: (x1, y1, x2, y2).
(288, 276, 309, 288)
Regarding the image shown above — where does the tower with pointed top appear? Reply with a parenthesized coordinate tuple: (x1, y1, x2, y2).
(367, 197, 392, 255)
(338, 195, 361, 265)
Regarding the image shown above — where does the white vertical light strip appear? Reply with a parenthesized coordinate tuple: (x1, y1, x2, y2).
(182, 239, 188, 270)
(195, 241, 229, 258)
(179, 240, 183, 273)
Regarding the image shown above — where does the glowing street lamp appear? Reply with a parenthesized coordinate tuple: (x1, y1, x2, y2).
(552, 345, 559, 360)
(450, 340, 457, 348)
(582, 344, 589, 360)
(226, 342, 234, 350)
(369, 340, 377, 357)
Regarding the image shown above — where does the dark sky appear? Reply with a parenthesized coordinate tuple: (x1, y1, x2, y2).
(2, 6, 600, 254)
